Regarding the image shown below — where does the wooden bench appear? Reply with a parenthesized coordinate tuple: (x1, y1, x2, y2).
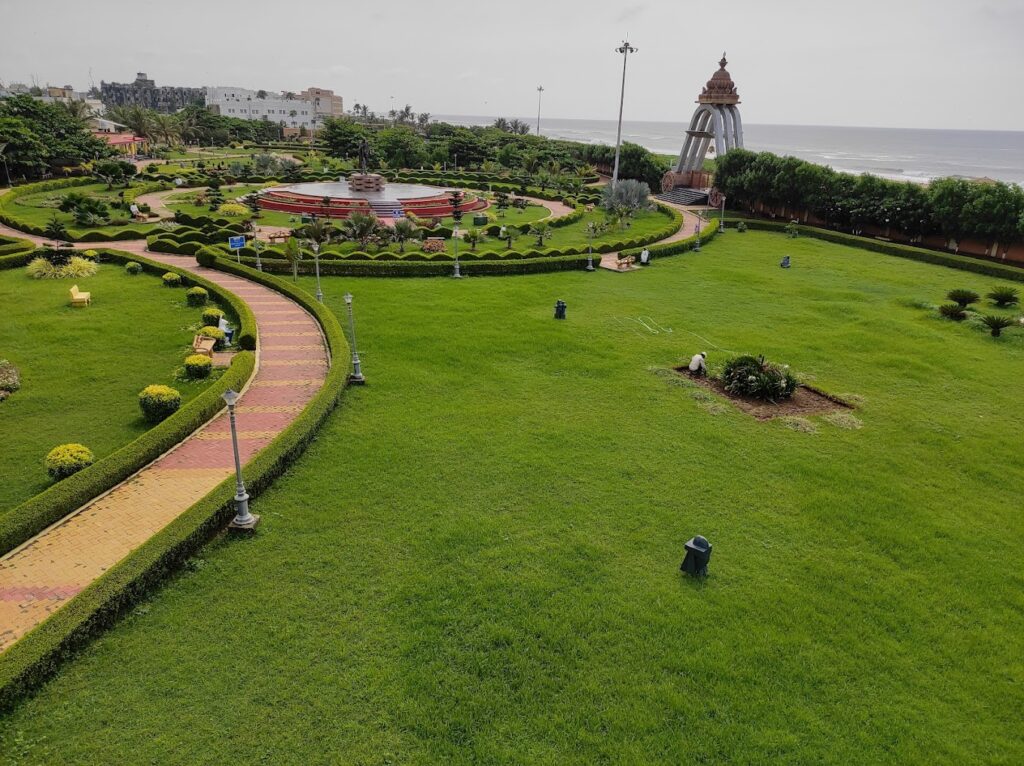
(69, 285, 91, 307)
(192, 335, 216, 357)
(616, 255, 635, 271)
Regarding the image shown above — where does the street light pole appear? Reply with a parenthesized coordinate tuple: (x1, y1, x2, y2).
(253, 238, 263, 272)
(452, 225, 462, 278)
(611, 40, 638, 190)
(310, 240, 323, 302)
(719, 195, 726, 233)
(694, 219, 702, 251)
(536, 85, 544, 135)
(222, 389, 259, 530)
(343, 292, 366, 384)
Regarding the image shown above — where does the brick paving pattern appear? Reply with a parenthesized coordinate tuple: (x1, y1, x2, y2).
(0, 246, 329, 653)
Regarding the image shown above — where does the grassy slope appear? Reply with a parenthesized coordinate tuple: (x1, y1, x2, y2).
(0, 266, 218, 512)
(5, 182, 158, 238)
(2, 232, 1023, 763)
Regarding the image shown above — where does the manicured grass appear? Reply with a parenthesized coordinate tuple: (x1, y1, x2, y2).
(439, 202, 549, 229)
(3, 232, 1024, 762)
(4, 182, 158, 238)
(0, 265, 220, 512)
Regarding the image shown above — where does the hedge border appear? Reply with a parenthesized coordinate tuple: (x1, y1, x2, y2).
(724, 218, 1024, 282)
(0, 178, 160, 241)
(0, 249, 258, 557)
(0, 254, 351, 712)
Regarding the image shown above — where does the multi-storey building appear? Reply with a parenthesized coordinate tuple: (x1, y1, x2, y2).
(206, 86, 332, 136)
(299, 87, 344, 119)
(99, 73, 205, 113)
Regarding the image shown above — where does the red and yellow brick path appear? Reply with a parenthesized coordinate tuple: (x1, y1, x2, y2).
(0, 253, 330, 653)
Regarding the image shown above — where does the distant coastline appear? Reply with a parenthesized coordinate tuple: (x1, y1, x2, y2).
(435, 115, 1024, 186)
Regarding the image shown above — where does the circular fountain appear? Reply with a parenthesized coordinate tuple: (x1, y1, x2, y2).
(257, 175, 487, 220)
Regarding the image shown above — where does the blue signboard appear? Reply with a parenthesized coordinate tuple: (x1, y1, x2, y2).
(228, 236, 245, 250)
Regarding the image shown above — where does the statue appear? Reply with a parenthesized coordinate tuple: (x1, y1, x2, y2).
(357, 138, 370, 175)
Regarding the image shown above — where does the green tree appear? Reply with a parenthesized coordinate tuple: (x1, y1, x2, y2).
(321, 117, 371, 159)
(529, 221, 552, 247)
(340, 212, 383, 249)
(463, 228, 484, 251)
(391, 218, 418, 252)
(376, 127, 427, 169)
(0, 96, 111, 177)
(283, 236, 303, 281)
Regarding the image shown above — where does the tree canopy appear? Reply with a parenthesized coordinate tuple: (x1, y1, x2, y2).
(0, 95, 112, 179)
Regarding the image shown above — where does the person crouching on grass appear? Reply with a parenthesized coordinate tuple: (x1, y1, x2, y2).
(688, 352, 707, 377)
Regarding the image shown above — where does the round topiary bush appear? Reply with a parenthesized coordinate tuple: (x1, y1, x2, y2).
(202, 307, 225, 327)
(196, 246, 221, 267)
(45, 443, 95, 481)
(81, 249, 100, 260)
(736, 221, 748, 233)
(162, 272, 182, 288)
(186, 286, 209, 307)
(125, 261, 142, 275)
(198, 325, 227, 350)
(237, 331, 257, 351)
(721, 354, 798, 403)
(138, 384, 182, 422)
(183, 353, 213, 379)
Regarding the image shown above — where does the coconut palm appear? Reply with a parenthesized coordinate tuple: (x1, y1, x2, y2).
(340, 212, 383, 250)
(150, 113, 181, 147)
(529, 222, 552, 247)
(283, 236, 303, 281)
(463, 228, 484, 251)
(107, 105, 154, 139)
(61, 100, 92, 122)
(391, 218, 418, 252)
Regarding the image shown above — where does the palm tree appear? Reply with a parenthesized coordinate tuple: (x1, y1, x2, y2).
(399, 104, 414, 124)
(529, 222, 552, 247)
(61, 100, 92, 122)
(340, 212, 383, 250)
(416, 112, 431, 129)
(463, 228, 484, 251)
(391, 218, 417, 252)
(303, 216, 335, 250)
(151, 113, 180, 147)
(283, 236, 303, 281)
(107, 105, 153, 139)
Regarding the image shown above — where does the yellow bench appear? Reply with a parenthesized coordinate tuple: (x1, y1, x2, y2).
(69, 285, 91, 307)
(192, 335, 216, 358)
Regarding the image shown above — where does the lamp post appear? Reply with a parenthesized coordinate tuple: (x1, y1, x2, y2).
(585, 222, 598, 271)
(536, 85, 544, 135)
(611, 40, 638, 190)
(222, 389, 259, 530)
(310, 240, 323, 302)
(694, 219, 701, 251)
(719, 194, 726, 233)
(253, 238, 263, 272)
(452, 225, 462, 278)
(343, 292, 366, 384)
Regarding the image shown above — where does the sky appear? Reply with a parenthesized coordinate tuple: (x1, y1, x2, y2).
(2, 0, 1023, 131)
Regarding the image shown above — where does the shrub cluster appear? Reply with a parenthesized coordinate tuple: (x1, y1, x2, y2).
(183, 354, 213, 379)
(186, 286, 209, 307)
(721, 355, 798, 403)
(162, 272, 182, 288)
(198, 325, 227, 350)
(202, 307, 225, 327)
(138, 384, 182, 423)
(44, 444, 95, 481)
(125, 261, 142, 275)
(0, 359, 20, 401)
(25, 252, 97, 280)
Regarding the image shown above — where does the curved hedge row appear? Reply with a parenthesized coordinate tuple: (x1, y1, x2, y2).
(722, 218, 1024, 282)
(0, 250, 259, 559)
(221, 252, 593, 277)
(620, 215, 719, 260)
(0, 255, 351, 712)
(0, 235, 36, 268)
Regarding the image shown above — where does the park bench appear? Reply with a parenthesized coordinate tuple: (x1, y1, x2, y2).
(616, 254, 635, 271)
(192, 335, 216, 357)
(69, 285, 91, 307)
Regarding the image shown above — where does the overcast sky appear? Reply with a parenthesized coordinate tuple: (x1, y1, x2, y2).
(2, 0, 1023, 131)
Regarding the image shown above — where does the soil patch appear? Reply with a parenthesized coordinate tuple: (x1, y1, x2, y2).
(673, 367, 854, 420)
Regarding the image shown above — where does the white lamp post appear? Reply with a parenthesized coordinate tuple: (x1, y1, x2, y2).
(694, 220, 702, 251)
(222, 389, 259, 530)
(310, 240, 323, 302)
(586, 222, 597, 271)
(452, 225, 462, 278)
(253, 238, 263, 272)
(343, 292, 366, 384)
(536, 85, 544, 135)
(611, 40, 638, 189)
(719, 194, 726, 233)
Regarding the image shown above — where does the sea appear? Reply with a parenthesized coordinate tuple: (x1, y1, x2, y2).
(435, 115, 1024, 186)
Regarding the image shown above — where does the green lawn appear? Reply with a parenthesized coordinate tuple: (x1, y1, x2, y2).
(3, 182, 158, 238)
(3, 232, 1024, 763)
(0, 264, 220, 512)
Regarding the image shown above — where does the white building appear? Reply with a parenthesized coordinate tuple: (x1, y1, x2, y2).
(205, 87, 318, 133)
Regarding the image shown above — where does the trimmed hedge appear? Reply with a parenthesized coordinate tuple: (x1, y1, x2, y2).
(225, 252, 594, 277)
(0, 256, 352, 713)
(722, 218, 1024, 282)
(0, 249, 258, 558)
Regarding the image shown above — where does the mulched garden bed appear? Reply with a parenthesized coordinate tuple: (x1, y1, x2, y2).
(673, 367, 854, 420)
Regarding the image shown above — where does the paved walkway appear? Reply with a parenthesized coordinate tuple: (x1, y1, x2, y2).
(599, 203, 706, 272)
(0, 247, 330, 652)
